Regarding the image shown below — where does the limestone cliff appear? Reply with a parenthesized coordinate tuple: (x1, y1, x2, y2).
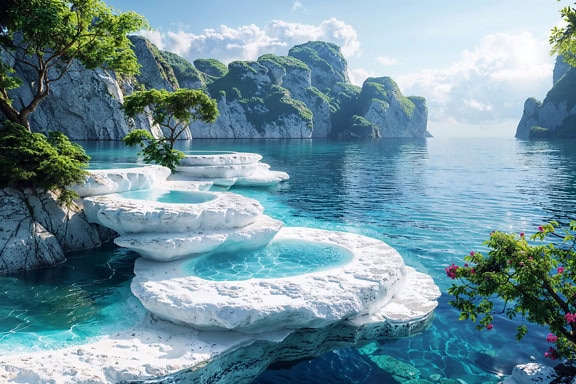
(0, 189, 105, 273)
(3, 38, 429, 139)
(516, 56, 576, 139)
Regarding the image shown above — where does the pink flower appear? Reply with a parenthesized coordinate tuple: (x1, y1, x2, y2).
(547, 333, 558, 343)
(445, 263, 459, 280)
(558, 266, 565, 274)
(470, 268, 476, 274)
(545, 347, 558, 360)
(538, 226, 544, 232)
(486, 324, 493, 330)
(470, 251, 475, 256)
(520, 232, 525, 237)
(565, 313, 576, 323)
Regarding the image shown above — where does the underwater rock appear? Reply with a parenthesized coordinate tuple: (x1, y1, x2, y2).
(363, 354, 421, 381)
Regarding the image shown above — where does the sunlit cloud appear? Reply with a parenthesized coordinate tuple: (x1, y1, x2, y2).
(375, 56, 399, 66)
(291, 1, 304, 12)
(141, 18, 360, 63)
(395, 32, 554, 128)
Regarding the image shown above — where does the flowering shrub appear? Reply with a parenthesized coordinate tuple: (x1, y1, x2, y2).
(446, 221, 576, 360)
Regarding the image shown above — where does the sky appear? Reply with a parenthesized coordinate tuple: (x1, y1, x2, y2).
(104, 1, 572, 137)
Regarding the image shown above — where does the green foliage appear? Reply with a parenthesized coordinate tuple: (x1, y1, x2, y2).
(550, 5, 576, 67)
(447, 222, 576, 360)
(122, 89, 218, 172)
(358, 77, 416, 117)
(288, 41, 346, 92)
(129, 36, 179, 90)
(326, 82, 362, 138)
(257, 54, 309, 71)
(0, 121, 89, 204)
(240, 86, 313, 134)
(0, 0, 148, 128)
(193, 58, 228, 78)
(123, 129, 184, 172)
(348, 115, 378, 138)
(160, 50, 206, 89)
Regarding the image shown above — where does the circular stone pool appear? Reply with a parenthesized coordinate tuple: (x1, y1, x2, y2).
(115, 189, 216, 204)
(188, 239, 353, 281)
(130, 227, 430, 334)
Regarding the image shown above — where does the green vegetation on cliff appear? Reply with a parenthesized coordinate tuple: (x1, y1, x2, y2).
(359, 77, 416, 117)
(161, 51, 206, 89)
(194, 58, 229, 79)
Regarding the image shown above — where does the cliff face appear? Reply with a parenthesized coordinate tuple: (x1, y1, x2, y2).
(516, 56, 576, 139)
(4, 38, 430, 139)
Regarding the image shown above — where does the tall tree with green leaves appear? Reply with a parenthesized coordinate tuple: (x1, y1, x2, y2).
(123, 88, 219, 172)
(551, 3, 576, 66)
(0, 0, 148, 131)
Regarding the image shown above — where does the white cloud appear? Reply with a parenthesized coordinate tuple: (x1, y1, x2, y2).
(348, 67, 375, 86)
(464, 99, 493, 112)
(375, 56, 399, 66)
(142, 18, 360, 64)
(291, 1, 304, 12)
(395, 32, 554, 129)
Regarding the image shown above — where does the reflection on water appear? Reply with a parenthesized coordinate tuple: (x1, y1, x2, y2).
(2, 137, 576, 382)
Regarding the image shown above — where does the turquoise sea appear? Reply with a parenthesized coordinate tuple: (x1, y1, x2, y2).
(2, 137, 576, 383)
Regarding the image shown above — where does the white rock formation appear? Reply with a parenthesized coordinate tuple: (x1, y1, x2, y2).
(131, 227, 440, 334)
(0, 188, 103, 272)
(0, 227, 439, 384)
(502, 363, 558, 384)
(175, 152, 289, 187)
(115, 214, 282, 261)
(84, 190, 264, 235)
(0, 286, 439, 384)
(72, 165, 172, 197)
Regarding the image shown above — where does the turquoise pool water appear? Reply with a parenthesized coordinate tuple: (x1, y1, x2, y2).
(189, 239, 352, 280)
(2, 138, 576, 383)
(116, 189, 215, 204)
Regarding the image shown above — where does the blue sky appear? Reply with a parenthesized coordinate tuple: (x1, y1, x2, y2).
(105, 1, 571, 137)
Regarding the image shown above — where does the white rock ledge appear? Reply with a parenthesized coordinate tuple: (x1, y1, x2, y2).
(131, 227, 440, 334)
(175, 152, 289, 188)
(115, 214, 283, 261)
(72, 165, 171, 197)
(83, 190, 264, 235)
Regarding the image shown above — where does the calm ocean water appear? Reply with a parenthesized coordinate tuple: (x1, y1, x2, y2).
(1, 137, 576, 383)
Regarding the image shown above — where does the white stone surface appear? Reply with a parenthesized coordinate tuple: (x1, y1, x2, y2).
(0, 282, 438, 384)
(72, 165, 171, 197)
(174, 152, 289, 188)
(115, 215, 283, 261)
(0, 188, 102, 273)
(131, 227, 440, 334)
(176, 162, 271, 178)
(83, 190, 264, 235)
(179, 152, 263, 166)
(502, 363, 558, 384)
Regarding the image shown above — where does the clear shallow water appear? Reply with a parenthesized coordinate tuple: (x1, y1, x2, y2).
(2, 137, 576, 382)
(115, 189, 216, 204)
(189, 239, 352, 280)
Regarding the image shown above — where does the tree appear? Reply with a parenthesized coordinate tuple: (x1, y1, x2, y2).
(446, 222, 576, 360)
(0, 0, 148, 131)
(122, 88, 219, 172)
(551, 3, 576, 66)
(0, 121, 90, 204)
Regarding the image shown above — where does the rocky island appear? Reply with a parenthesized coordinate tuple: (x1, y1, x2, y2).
(516, 56, 576, 138)
(6, 39, 430, 140)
